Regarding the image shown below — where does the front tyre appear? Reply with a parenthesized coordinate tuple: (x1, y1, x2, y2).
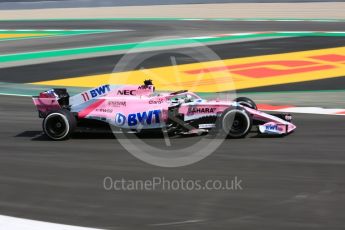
(219, 107, 252, 138)
(43, 110, 76, 140)
(235, 97, 257, 110)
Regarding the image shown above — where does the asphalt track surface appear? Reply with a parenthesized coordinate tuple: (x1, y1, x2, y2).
(1, 20, 345, 229)
(1, 20, 345, 55)
(1, 96, 345, 230)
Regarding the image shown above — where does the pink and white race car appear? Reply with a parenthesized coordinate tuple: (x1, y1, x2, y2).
(33, 80, 296, 140)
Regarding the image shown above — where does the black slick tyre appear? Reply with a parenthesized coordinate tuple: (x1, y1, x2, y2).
(219, 107, 252, 138)
(235, 97, 257, 110)
(42, 110, 76, 140)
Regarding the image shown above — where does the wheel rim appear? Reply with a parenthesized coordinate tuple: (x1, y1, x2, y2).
(44, 114, 69, 139)
(222, 110, 250, 137)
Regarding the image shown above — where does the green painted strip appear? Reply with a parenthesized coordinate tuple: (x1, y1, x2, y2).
(0, 18, 345, 22)
(0, 29, 125, 42)
(0, 38, 195, 62)
(0, 36, 54, 42)
(0, 31, 345, 63)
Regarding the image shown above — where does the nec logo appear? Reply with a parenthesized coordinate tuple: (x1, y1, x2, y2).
(90, 85, 110, 98)
(117, 90, 136, 96)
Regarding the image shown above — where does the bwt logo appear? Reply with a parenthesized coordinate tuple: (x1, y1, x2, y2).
(115, 110, 161, 127)
(265, 124, 284, 132)
(90, 85, 110, 98)
(266, 124, 278, 131)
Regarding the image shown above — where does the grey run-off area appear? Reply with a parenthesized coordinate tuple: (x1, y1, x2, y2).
(1, 2, 345, 20)
(2, 0, 345, 10)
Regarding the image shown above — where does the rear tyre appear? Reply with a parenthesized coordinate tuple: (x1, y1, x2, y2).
(219, 107, 252, 138)
(235, 97, 257, 110)
(43, 110, 76, 140)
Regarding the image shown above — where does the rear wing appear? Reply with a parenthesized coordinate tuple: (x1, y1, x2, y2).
(32, 88, 69, 118)
(33, 83, 156, 117)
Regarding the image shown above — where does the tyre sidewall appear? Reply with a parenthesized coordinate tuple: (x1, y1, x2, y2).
(220, 107, 252, 138)
(43, 110, 75, 140)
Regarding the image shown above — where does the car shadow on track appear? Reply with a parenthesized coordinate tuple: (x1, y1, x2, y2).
(16, 129, 285, 141)
(16, 130, 171, 141)
(250, 134, 286, 138)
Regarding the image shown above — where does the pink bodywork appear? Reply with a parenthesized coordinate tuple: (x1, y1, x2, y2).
(245, 107, 296, 134)
(33, 84, 296, 134)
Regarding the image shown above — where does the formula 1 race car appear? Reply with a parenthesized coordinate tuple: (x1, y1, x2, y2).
(32, 80, 296, 140)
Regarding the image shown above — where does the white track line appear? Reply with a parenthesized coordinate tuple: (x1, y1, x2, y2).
(149, 219, 205, 226)
(259, 106, 345, 116)
(277, 107, 345, 115)
(0, 215, 104, 230)
(0, 92, 32, 97)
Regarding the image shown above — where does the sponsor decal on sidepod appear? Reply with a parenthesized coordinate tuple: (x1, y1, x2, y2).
(115, 110, 161, 127)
